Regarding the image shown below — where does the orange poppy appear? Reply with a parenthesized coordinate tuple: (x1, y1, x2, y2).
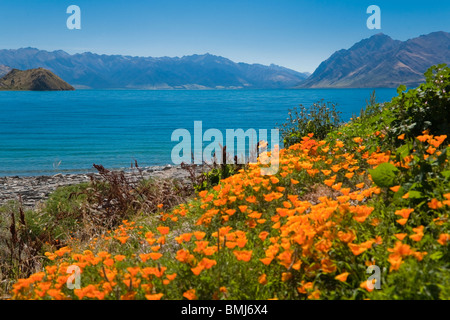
(183, 289, 197, 300)
(335, 272, 349, 282)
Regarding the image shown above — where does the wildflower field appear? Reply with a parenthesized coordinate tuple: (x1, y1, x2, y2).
(5, 65, 450, 300)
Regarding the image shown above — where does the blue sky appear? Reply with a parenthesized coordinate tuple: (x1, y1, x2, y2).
(0, 0, 449, 73)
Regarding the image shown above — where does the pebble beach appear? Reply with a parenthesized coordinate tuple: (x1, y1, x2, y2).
(0, 164, 198, 209)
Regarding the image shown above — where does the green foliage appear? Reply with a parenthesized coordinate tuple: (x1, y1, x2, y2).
(369, 163, 399, 188)
(387, 64, 450, 143)
(194, 164, 241, 192)
(359, 90, 383, 120)
(279, 100, 342, 147)
(37, 183, 90, 241)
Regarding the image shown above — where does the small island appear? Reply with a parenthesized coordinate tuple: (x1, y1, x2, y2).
(0, 67, 74, 91)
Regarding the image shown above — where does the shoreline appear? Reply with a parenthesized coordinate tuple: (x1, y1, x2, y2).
(0, 164, 199, 209)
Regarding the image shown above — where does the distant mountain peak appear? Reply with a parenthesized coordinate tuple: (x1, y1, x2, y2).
(299, 31, 450, 88)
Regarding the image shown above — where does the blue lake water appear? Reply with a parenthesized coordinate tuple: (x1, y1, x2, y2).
(0, 89, 397, 176)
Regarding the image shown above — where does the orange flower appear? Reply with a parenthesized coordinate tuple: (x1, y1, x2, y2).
(233, 250, 252, 262)
(348, 243, 368, 256)
(335, 272, 349, 282)
(238, 205, 248, 213)
(428, 198, 443, 210)
(337, 231, 356, 243)
(103, 258, 114, 267)
(390, 185, 401, 192)
(437, 233, 450, 246)
(193, 231, 206, 240)
(199, 257, 217, 269)
(157, 226, 170, 235)
(397, 134, 405, 140)
(388, 254, 403, 271)
(191, 264, 204, 276)
(183, 289, 197, 300)
(345, 172, 354, 179)
(332, 183, 342, 191)
(259, 257, 273, 265)
(394, 208, 414, 219)
(115, 236, 129, 244)
(360, 280, 374, 292)
(394, 233, 407, 241)
(412, 251, 427, 261)
(114, 255, 126, 262)
(148, 252, 163, 260)
(166, 273, 177, 281)
(409, 226, 424, 242)
(281, 272, 293, 282)
(388, 241, 413, 256)
(259, 231, 269, 242)
(258, 274, 268, 285)
(308, 290, 321, 300)
(146, 293, 164, 300)
(139, 253, 151, 263)
(127, 267, 141, 277)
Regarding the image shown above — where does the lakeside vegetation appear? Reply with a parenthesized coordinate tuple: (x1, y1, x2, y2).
(1, 64, 449, 300)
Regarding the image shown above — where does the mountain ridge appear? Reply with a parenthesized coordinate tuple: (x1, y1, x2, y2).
(298, 31, 450, 88)
(0, 49, 309, 90)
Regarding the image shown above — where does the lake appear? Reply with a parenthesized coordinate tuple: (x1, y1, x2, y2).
(0, 89, 397, 176)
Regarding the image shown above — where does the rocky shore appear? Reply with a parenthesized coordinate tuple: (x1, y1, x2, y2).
(0, 164, 200, 209)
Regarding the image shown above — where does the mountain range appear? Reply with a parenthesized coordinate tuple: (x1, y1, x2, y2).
(0, 31, 448, 89)
(298, 31, 450, 88)
(0, 49, 309, 89)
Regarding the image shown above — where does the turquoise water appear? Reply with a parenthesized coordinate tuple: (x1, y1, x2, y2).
(0, 89, 397, 176)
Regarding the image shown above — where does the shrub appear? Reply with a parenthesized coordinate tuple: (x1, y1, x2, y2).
(387, 64, 450, 145)
(279, 100, 342, 147)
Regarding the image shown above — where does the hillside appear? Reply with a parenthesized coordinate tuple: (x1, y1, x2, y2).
(0, 67, 74, 91)
(4, 65, 450, 301)
(299, 31, 450, 88)
(0, 49, 309, 89)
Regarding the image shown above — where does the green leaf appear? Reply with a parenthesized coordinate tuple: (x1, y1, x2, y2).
(408, 190, 423, 199)
(397, 85, 407, 95)
(442, 170, 450, 180)
(368, 163, 399, 188)
(429, 251, 443, 261)
(396, 144, 411, 160)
